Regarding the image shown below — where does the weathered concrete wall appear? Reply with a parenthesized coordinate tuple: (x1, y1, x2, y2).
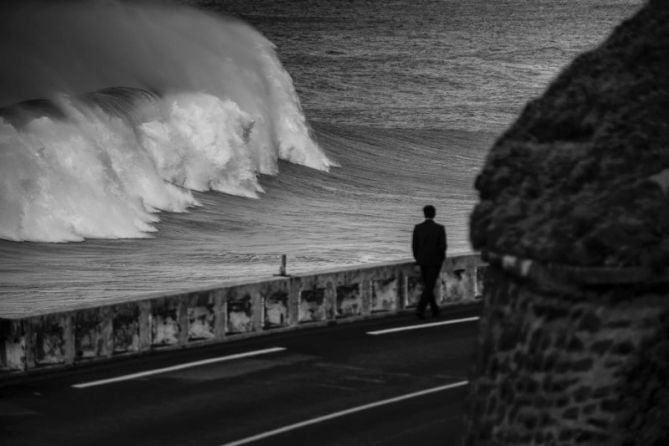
(0, 253, 485, 374)
(465, 254, 669, 445)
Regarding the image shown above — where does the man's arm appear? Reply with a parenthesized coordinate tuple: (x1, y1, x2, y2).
(412, 225, 419, 262)
(440, 225, 447, 259)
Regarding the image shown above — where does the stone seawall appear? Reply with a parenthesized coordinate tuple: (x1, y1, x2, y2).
(0, 253, 485, 375)
(465, 253, 669, 445)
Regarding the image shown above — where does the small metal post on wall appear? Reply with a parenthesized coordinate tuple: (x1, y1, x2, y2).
(275, 254, 288, 277)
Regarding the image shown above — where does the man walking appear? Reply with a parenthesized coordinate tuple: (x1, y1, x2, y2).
(412, 205, 447, 319)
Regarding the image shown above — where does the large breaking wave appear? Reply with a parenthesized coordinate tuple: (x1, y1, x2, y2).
(0, 1, 333, 242)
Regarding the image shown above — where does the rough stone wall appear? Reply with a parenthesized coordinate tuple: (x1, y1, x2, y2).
(470, 0, 669, 269)
(466, 1, 669, 443)
(620, 315, 669, 443)
(465, 265, 669, 445)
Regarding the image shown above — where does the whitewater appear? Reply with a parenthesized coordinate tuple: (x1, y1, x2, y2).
(0, 1, 333, 243)
(0, 0, 642, 315)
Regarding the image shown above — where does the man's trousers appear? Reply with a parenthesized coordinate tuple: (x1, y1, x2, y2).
(417, 264, 442, 316)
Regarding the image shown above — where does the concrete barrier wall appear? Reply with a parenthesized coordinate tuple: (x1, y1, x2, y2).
(0, 253, 485, 374)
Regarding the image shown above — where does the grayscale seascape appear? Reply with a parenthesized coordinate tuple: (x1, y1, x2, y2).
(0, 0, 641, 316)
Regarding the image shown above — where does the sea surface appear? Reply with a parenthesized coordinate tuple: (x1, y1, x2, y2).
(0, 0, 642, 316)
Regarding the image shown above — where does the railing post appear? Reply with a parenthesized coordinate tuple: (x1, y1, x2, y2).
(63, 313, 75, 365)
(138, 301, 151, 352)
(252, 289, 263, 332)
(361, 278, 372, 316)
(287, 277, 301, 327)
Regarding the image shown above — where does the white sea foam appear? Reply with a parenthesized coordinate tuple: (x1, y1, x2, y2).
(0, 1, 332, 242)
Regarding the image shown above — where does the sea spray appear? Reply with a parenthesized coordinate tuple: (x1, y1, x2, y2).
(0, 96, 195, 242)
(0, 1, 332, 242)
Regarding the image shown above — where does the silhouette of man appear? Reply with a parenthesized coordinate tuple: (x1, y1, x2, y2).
(412, 205, 447, 319)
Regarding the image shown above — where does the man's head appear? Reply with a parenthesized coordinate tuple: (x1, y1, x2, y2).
(423, 205, 436, 219)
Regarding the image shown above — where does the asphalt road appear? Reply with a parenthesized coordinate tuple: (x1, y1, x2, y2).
(1, 304, 481, 446)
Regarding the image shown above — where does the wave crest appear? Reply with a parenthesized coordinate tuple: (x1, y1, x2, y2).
(0, 1, 332, 242)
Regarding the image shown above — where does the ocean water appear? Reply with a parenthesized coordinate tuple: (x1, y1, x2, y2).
(0, 0, 642, 316)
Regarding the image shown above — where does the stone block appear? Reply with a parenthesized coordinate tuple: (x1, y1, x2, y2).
(613, 341, 634, 355)
(533, 303, 569, 320)
(583, 404, 597, 415)
(264, 291, 288, 328)
(150, 299, 181, 346)
(186, 292, 216, 342)
(112, 304, 140, 354)
(520, 412, 538, 429)
(600, 398, 624, 412)
(562, 407, 580, 420)
(556, 397, 570, 408)
(29, 315, 68, 366)
(74, 308, 112, 360)
(558, 430, 574, 441)
(574, 386, 592, 402)
(593, 386, 614, 399)
(336, 284, 362, 318)
(443, 268, 467, 303)
(371, 277, 398, 312)
(497, 324, 521, 351)
(571, 358, 594, 372)
(551, 378, 576, 393)
(227, 289, 253, 333)
(299, 287, 326, 322)
(587, 417, 609, 429)
(591, 339, 614, 355)
(188, 306, 215, 341)
(578, 312, 602, 332)
(0, 320, 26, 371)
(406, 276, 422, 307)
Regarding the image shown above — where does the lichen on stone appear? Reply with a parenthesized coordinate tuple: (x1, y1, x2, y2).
(471, 0, 669, 269)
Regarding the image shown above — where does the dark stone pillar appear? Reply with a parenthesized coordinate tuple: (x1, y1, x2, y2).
(466, 1, 669, 444)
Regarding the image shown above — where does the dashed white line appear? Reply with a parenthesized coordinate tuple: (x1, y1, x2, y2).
(220, 380, 469, 446)
(367, 316, 480, 335)
(72, 347, 286, 389)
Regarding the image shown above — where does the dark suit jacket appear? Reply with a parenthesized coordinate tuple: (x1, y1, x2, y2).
(412, 219, 447, 266)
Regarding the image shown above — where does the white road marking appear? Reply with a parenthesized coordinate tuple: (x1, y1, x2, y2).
(367, 316, 480, 335)
(220, 380, 469, 446)
(72, 347, 286, 389)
